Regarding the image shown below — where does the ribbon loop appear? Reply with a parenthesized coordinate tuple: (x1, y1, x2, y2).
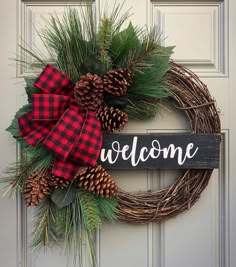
(32, 94, 70, 121)
(34, 64, 75, 96)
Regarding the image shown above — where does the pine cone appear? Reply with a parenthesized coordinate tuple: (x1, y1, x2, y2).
(23, 171, 52, 207)
(75, 165, 117, 198)
(95, 106, 128, 134)
(103, 68, 133, 96)
(48, 173, 70, 190)
(74, 73, 104, 110)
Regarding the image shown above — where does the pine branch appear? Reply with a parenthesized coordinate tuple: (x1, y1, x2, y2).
(54, 207, 67, 238)
(97, 17, 112, 70)
(125, 98, 161, 120)
(63, 192, 97, 267)
(32, 197, 57, 249)
(79, 189, 102, 233)
(2, 145, 53, 197)
(18, 45, 47, 71)
(2, 156, 41, 197)
(109, 2, 132, 33)
(128, 45, 157, 69)
(96, 196, 118, 221)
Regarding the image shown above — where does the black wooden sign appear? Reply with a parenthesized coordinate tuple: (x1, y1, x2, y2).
(98, 134, 221, 169)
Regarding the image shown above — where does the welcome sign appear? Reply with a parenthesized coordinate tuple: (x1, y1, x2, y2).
(98, 134, 221, 169)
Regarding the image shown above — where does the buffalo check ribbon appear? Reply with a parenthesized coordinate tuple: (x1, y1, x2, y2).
(18, 64, 103, 179)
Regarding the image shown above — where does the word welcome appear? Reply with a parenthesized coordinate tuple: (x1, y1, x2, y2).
(98, 134, 220, 169)
(100, 136, 198, 166)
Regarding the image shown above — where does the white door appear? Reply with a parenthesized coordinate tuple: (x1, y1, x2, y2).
(0, 1, 235, 267)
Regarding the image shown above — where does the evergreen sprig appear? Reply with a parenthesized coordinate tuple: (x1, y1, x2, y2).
(79, 189, 102, 233)
(97, 17, 113, 71)
(2, 145, 53, 197)
(96, 196, 118, 221)
(32, 197, 57, 249)
(63, 191, 97, 267)
(15, 4, 173, 121)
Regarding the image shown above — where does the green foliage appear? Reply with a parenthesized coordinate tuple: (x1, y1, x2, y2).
(31, 191, 98, 266)
(24, 145, 53, 171)
(24, 77, 41, 103)
(6, 104, 32, 145)
(32, 197, 57, 249)
(2, 159, 34, 197)
(52, 190, 117, 265)
(17, 43, 47, 73)
(41, 7, 98, 81)
(125, 99, 161, 120)
(54, 207, 67, 238)
(79, 189, 118, 232)
(80, 56, 105, 76)
(51, 188, 77, 209)
(2, 145, 53, 197)
(128, 28, 166, 69)
(79, 189, 102, 233)
(111, 22, 141, 67)
(5, 76, 38, 144)
(63, 192, 97, 267)
(97, 17, 113, 71)
(96, 196, 118, 221)
(15, 3, 131, 81)
(15, 5, 173, 118)
(129, 46, 174, 99)
(111, 23, 174, 117)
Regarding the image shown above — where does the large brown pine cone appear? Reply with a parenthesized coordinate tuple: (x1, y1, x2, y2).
(75, 165, 117, 198)
(74, 73, 104, 110)
(23, 171, 52, 207)
(95, 106, 128, 134)
(103, 68, 133, 96)
(23, 170, 71, 207)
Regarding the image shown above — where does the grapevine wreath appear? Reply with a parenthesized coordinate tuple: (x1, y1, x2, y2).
(3, 6, 220, 266)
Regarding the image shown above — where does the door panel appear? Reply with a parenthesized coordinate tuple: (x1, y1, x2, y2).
(0, 1, 234, 267)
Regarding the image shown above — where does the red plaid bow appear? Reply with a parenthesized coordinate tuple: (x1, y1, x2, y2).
(18, 65, 103, 179)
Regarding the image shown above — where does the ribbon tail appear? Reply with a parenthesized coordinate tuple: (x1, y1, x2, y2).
(52, 159, 79, 180)
(70, 110, 103, 166)
(43, 107, 86, 162)
(32, 94, 70, 120)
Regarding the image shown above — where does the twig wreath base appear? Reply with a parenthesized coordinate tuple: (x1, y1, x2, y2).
(117, 61, 221, 223)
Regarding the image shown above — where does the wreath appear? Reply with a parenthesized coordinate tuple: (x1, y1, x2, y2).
(3, 6, 220, 266)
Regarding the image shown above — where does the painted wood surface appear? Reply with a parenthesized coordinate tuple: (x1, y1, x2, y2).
(98, 134, 221, 169)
